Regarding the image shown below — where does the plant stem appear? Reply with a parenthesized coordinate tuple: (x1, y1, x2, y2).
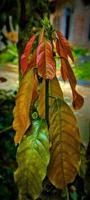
(45, 79, 49, 128)
(66, 187, 70, 200)
(0, 125, 12, 135)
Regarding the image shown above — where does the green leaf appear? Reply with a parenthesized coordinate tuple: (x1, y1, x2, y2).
(14, 119, 50, 200)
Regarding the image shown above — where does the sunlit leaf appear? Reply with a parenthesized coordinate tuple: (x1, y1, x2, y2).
(48, 98, 80, 189)
(13, 69, 38, 144)
(14, 119, 50, 200)
(37, 77, 63, 119)
(3, 31, 18, 43)
(21, 35, 36, 75)
(37, 38, 56, 79)
(49, 76, 63, 100)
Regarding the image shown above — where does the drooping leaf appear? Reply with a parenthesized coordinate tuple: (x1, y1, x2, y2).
(48, 98, 80, 189)
(61, 59, 84, 109)
(37, 38, 56, 80)
(14, 119, 50, 200)
(21, 35, 36, 75)
(56, 31, 74, 61)
(56, 32, 84, 109)
(37, 77, 63, 119)
(72, 90, 84, 110)
(13, 69, 38, 144)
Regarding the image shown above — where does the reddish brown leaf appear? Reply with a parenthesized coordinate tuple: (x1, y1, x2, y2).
(55, 31, 84, 110)
(37, 39, 56, 80)
(27, 50, 37, 71)
(61, 59, 76, 84)
(21, 35, 36, 76)
(61, 59, 84, 109)
(56, 31, 74, 61)
(72, 90, 84, 110)
(56, 39, 67, 59)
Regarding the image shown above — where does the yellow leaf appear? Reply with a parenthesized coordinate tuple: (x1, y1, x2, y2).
(13, 69, 38, 144)
(37, 76, 63, 119)
(48, 98, 80, 189)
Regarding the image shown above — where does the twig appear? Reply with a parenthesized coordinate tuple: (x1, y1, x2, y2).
(0, 125, 13, 135)
(45, 79, 49, 128)
(66, 187, 70, 200)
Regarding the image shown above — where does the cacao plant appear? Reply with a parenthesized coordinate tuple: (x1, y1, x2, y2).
(13, 17, 84, 200)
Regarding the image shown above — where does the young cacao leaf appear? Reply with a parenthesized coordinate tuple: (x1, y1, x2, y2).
(56, 31, 74, 61)
(37, 76, 63, 119)
(37, 38, 56, 80)
(21, 35, 36, 76)
(48, 98, 80, 189)
(72, 90, 84, 110)
(27, 49, 37, 70)
(14, 119, 50, 200)
(13, 69, 38, 144)
(56, 32, 84, 109)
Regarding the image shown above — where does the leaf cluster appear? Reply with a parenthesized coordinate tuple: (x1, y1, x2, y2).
(13, 18, 84, 200)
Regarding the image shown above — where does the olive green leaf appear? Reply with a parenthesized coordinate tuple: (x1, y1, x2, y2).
(14, 119, 50, 200)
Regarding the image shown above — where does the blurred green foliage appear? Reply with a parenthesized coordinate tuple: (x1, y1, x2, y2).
(0, 44, 18, 67)
(73, 61, 90, 81)
(0, 90, 18, 200)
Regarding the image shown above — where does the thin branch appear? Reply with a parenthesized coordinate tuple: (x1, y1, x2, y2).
(0, 125, 13, 135)
(45, 79, 49, 128)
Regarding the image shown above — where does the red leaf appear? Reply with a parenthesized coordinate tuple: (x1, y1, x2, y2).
(61, 59, 76, 85)
(21, 35, 36, 76)
(27, 50, 37, 71)
(37, 39, 56, 80)
(56, 39, 67, 59)
(55, 31, 83, 109)
(56, 31, 74, 62)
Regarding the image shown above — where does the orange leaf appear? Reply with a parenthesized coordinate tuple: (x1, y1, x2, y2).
(3, 31, 18, 43)
(56, 31, 74, 61)
(13, 69, 38, 144)
(21, 35, 36, 76)
(48, 98, 80, 189)
(37, 39, 56, 80)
